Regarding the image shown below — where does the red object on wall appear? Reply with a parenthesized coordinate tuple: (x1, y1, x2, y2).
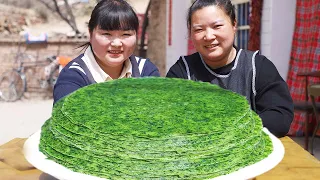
(248, 0, 263, 51)
(137, 14, 147, 44)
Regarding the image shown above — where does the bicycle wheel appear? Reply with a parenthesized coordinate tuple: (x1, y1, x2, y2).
(0, 70, 26, 102)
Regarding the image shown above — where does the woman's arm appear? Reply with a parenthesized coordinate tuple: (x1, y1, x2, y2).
(255, 55, 294, 137)
(53, 68, 88, 104)
(166, 59, 188, 78)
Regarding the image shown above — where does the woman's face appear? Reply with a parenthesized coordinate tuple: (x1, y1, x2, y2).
(90, 27, 137, 67)
(190, 5, 236, 67)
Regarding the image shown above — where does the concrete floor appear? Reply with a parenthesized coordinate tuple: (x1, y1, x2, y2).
(0, 99, 53, 145)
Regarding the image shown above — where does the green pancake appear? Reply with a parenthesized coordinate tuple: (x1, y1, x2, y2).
(39, 77, 273, 179)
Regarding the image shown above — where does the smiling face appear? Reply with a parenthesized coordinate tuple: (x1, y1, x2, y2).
(190, 5, 237, 68)
(89, 27, 137, 68)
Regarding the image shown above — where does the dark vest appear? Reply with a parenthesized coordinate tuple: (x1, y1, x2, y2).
(181, 49, 259, 111)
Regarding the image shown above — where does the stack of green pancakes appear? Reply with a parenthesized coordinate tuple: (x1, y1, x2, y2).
(39, 77, 273, 179)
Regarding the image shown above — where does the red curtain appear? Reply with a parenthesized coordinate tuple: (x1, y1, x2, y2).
(248, 0, 263, 51)
(287, 0, 320, 136)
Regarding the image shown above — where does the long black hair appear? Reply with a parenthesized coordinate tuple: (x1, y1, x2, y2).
(80, 0, 139, 49)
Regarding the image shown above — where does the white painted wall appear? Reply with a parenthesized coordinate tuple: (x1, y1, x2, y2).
(261, 0, 296, 80)
(166, 0, 190, 73)
(260, 0, 272, 58)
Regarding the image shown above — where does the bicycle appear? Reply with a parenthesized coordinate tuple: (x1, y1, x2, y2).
(0, 53, 60, 102)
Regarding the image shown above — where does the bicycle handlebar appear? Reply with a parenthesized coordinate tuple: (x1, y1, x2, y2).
(46, 56, 57, 63)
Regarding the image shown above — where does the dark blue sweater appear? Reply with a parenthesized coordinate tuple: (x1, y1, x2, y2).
(53, 54, 160, 104)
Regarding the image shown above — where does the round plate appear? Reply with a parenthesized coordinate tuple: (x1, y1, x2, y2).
(23, 128, 284, 180)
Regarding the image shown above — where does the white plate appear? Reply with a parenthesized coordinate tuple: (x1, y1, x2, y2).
(213, 128, 284, 180)
(23, 128, 284, 180)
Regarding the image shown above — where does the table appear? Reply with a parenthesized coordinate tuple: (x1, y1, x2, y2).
(0, 137, 319, 180)
(255, 137, 320, 180)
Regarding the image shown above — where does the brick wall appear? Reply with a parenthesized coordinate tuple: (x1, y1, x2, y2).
(0, 36, 87, 100)
(0, 36, 87, 71)
(0, 33, 166, 100)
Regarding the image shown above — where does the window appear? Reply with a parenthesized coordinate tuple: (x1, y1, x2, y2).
(232, 0, 250, 49)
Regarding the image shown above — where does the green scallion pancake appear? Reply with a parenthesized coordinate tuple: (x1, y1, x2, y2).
(40, 77, 272, 179)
